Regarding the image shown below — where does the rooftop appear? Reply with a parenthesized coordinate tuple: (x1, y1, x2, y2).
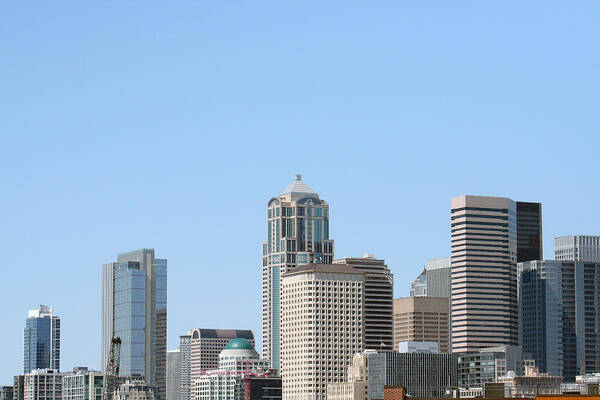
(280, 174, 317, 196)
(283, 263, 364, 276)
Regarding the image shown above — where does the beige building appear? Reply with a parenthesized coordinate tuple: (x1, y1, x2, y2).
(393, 297, 449, 353)
(281, 264, 364, 400)
(23, 369, 62, 400)
(327, 351, 372, 400)
(451, 195, 518, 353)
(113, 380, 157, 400)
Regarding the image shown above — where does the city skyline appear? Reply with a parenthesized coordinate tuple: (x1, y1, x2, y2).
(2, 1, 600, 385)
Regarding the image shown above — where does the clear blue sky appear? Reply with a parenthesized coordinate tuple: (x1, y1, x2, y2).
(1, 1, 599, 382)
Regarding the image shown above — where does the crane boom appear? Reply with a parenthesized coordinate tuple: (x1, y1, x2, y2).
(103, 337, 122, 400)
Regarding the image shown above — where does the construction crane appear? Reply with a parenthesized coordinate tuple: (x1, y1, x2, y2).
(103, 337, 122, 400)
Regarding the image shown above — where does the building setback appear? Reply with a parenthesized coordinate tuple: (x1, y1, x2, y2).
(393, 297, 449, 353)
(166, 350, 180, 400)
(102, 249, 167, 400)
(281, 264, 364, 400)
(24, 306, 60, 374)
(518, 260, 600, 381)
(451, 195, 518, 352)
(189, 329, 254, 400)
(555, 235, 600, 262)
(262, 175, 335, 372)
(333, 255, 393, 351)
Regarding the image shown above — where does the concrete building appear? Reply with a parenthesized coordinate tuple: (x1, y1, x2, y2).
(281, 264, 364, 400)
(425, 257, 452, 298)
(193, 339, 271, 400)
(1, 387, 14, 400)
(451, 195, 519, 353)
(555, 235, 600, 262)
(113, 380, 157, 400)
(334, 255, 393, 351)
(518, 259, 600, 381)
(262, 175, 335, 372)
(166, 350, 180, 400)
(23, 369, 62, 400)
(499, 366, 563, 397)
(368, 352, 458, 399)
(178, 334, 191, 400)
(102, 249, 167, 400)
(189, 328, 255, 399)
(62, 367, 104, 400)
(326, 351, 371, 400)
(393, 297, 449, 353)
(24, 306, 60, 374)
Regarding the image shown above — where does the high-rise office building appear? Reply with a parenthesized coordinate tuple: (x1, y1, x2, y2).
(178, 334, 191, 400)
(555, 235, 600, 262)
(62, 367, 104, 400)
(166, 350, 180, 400)
(23, 370, 62, 400)
(281, 264, 364, 400)
(409, 270, 427, 297)
(102, 249, 167, 400)
(262, 175, 334, 372)
(518, 259, 600, 381)
(516, 202, 543, 263)
(425, 257, 452, 298)
(333, 255, 393, 351)
(24, 306, 60, 374)
(451, 195, 518, 353)
(189, 329, 254, 400)
(393, 297, 449, 353)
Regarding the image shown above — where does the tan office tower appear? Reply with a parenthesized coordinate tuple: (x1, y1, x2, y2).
(263, 175, 335, 372)
(334, 255, 393, 351)
(281, 264, 364, 400)
(393, 297, 449, 353)
(450, 195, 518, 353)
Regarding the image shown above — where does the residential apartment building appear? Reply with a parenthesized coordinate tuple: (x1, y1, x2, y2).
(102, 249, 167, 400)
(518, 259, 600, 381)
(166, 350, 180, 400)
(24, 306, 60, 374)
(334, 255, 393, 351)
(23, 369, 62, 400)
(555, 235, 600, 262)
(62, 367, 104, 400)
(262, 175, 334, 371)
(393, 297, 449, 353)
(281, 264, 364, 400)
(189, 329, 254, 399)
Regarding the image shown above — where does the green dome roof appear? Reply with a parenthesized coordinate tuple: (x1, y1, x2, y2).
(224, 338, 253, 350)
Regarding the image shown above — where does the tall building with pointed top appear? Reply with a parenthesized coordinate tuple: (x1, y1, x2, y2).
(262, 175, 334, 372)
(23, 305, 60, 374)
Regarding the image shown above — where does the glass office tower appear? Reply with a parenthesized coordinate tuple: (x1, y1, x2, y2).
(102, 249, 167, 400)
(23, 305, 60, 373)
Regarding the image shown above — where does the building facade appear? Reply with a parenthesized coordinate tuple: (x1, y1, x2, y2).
(166, 350, 180, 400)
(14, 376, 25, 400)
(178, 334, 191, 400)
(102, 249, 167, 400)
(457, 345, 527, 388)
(62, 367, 104, 400)
(393, 297, 449, 353)
(281, 264, 364, 400)
(518, 260, 600, 381)
(23, 369, 62, 400)
(189, 328, 255, 400)
(516, 202, 543, 263)
(1, 387, 14, 400)
(368, 352, 458, 399)
(113, 380, 157, 400)
(409, 270, 427, 297)
(244, 377, 282, 400)
(326, 351, 371, 400)
(193, 339, 271, 400)
(451, 195, 518, 353)
(333, 255, 393, 351)
(24, 306, 60, 374)
(555, 235, 600, 262)
(262, 175, 334, 372)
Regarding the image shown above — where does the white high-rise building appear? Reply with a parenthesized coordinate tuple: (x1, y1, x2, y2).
(555, 235, 600, 262)
(262, 175, 334, 372)
(281, 264, 364, 400)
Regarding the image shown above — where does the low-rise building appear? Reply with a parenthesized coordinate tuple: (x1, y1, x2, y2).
(23, 369, 62, 400)
(62, 367, 104, 400)
(326, 351, 371, 400)
(113, 380, 156, 400)
(498, 366, 563, 397)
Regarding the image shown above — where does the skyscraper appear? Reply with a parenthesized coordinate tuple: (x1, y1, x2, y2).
(166, 350, 180, 400)
(393, 297, 449, 353)
(518, 259, 600, 381)
(450, 195, 518, 353)
(24, 306, 60, 374)
(262, 175, 334, 372)
(555, 235, 600, 262)
(334, 255, 393, 351)
(280, 264, 364, 400)
(516, 202, 543, 263)
(178, 333, 191, 400)
(102, 249, 167, 400)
